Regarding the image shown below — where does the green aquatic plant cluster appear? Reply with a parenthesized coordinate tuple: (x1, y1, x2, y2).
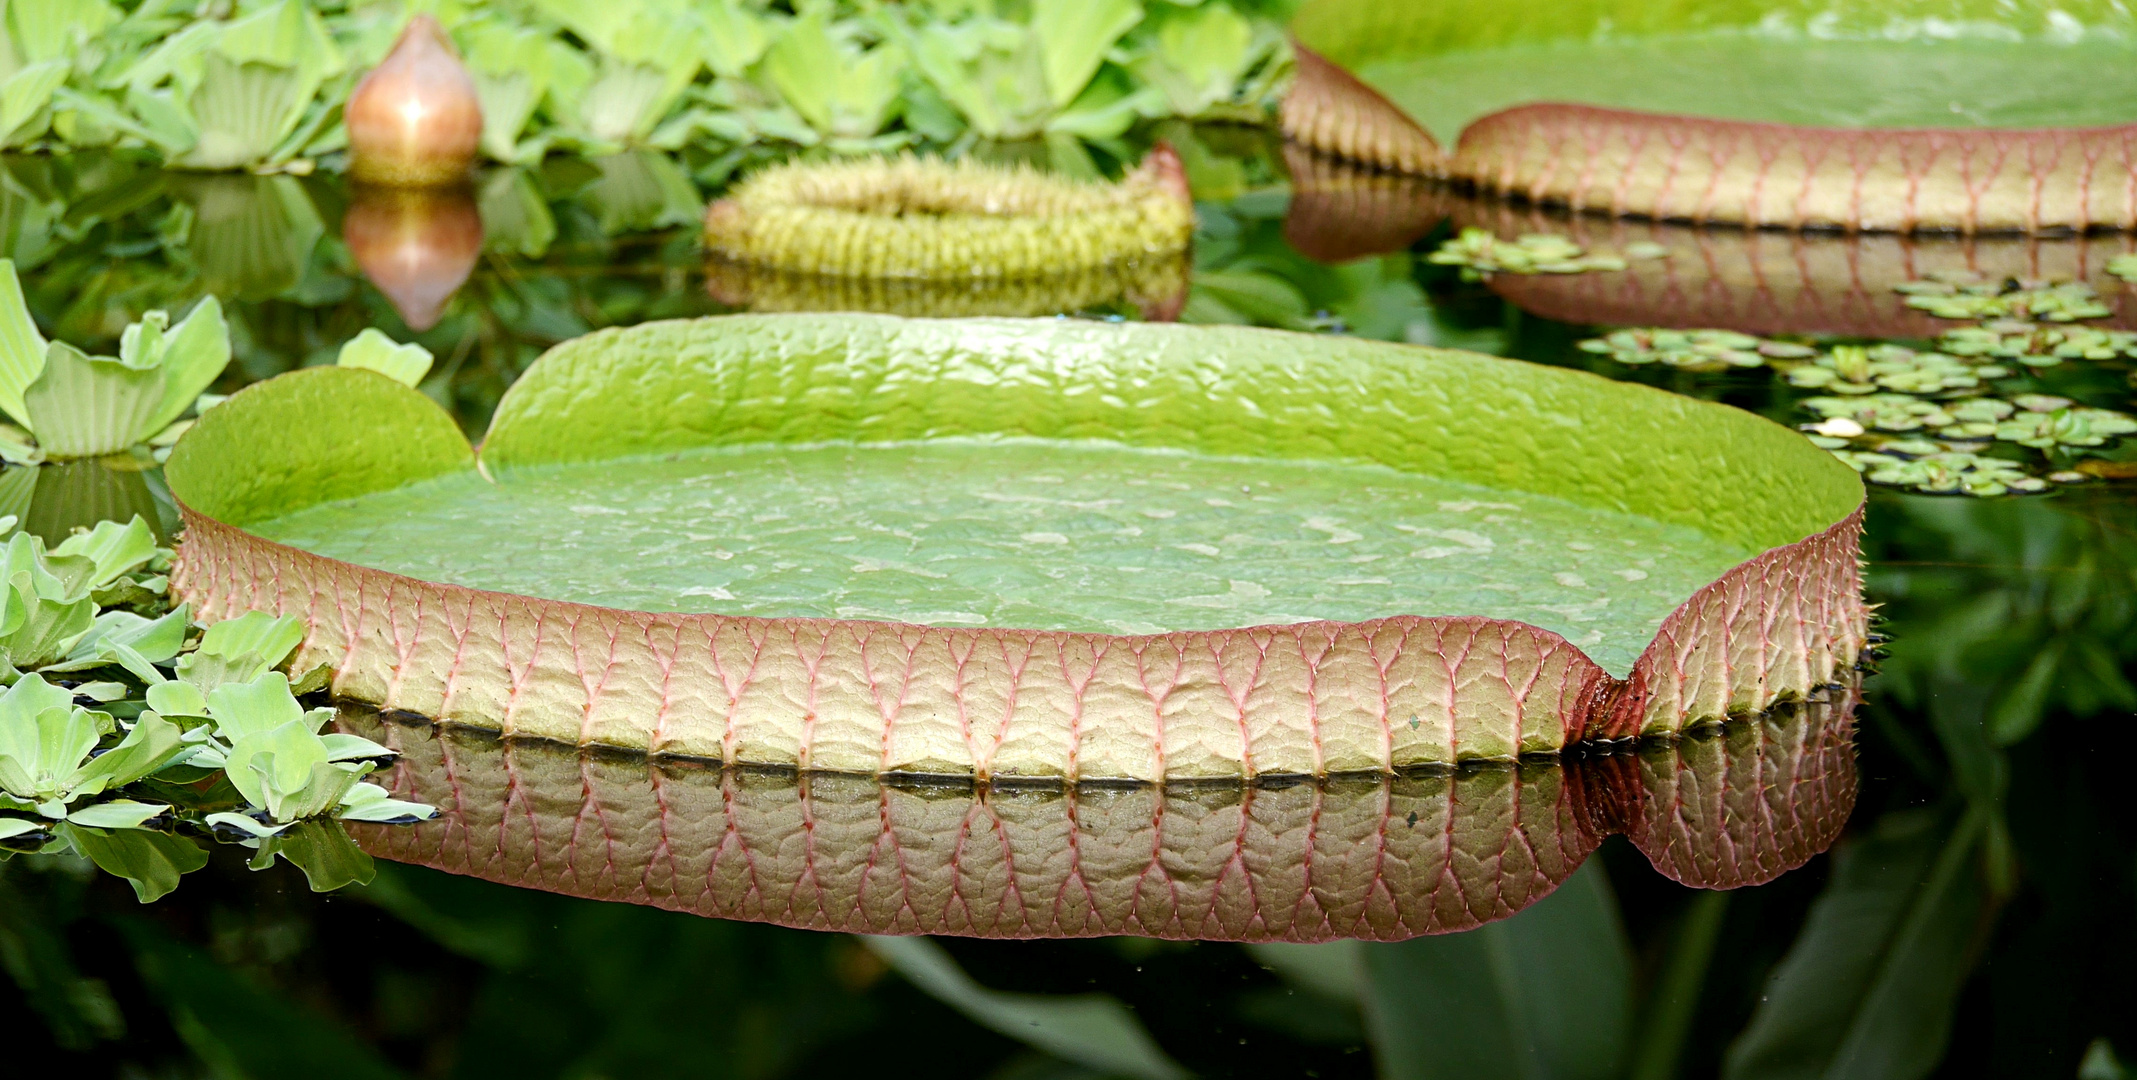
(1894, 272, 2115, 321)
(0, 0, 1291, 173)
(0, 515, 436, 902)
(0, 248, 434, 466)
(1938, 320, 2137, 366)
(0, 259, 229, 464)
(1578, 328, 1813, 371)
(1579, 322, 2137, 497)
(1427, 227, 1664, 279)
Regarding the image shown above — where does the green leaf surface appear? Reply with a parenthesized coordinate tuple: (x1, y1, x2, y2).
(136, 297, 230, 436)
(177, 613, 305, 693)
(865, 935, 1190, 1080)
(1722, 807, 1990, 1080)
(49, 516, 156, 589)
(163, 365, 472, 528)
(335, 328, 433, 388)
(21, 341, 162, 459)
(0, 259, 48, 431)
(66, 713, 183, 797)
(1361, 860, 1634, 1080)
(167, 316, 1857, 675)
(1033, 0, 1143, 110)
(64, 798, 168, 830)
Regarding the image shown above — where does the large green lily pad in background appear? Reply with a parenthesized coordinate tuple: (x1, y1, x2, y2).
(165, 315, 1865, 780)
(344, 683, 1860, 941)
(1286, 0, 2137, 231)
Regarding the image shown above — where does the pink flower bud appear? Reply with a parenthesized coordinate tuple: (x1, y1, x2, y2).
(346, 15, 483, 187)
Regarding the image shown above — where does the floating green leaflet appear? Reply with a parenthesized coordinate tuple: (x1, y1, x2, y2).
(1895, 274, 2113, 321)
(1128, 2, 1283, 119)
(1939, 321, 2137, 366)
(1430, 228, 1661, 279)
(0, 674, 184, 826)
(2, 262, 228, 459)
(1579, 328, 1802, 370)
(530, 0, 708, 147)
(170, 609, 306, 693)
(1782, 345, 2003, 395)
(335, 329, 433, 388)
(888, 0, 1150, 141)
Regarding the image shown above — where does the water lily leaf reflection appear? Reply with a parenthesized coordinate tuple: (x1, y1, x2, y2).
(339, 687, 1857, 942)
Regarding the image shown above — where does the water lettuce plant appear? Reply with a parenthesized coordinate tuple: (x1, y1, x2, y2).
(349, 682, 1860, 940)
(0, 516, 437, 901)
(702, 148, 1195, 279)
(2, 0, 1292, 172)
(163, 314, 1865, 778)
(1285, 0, 2137, 231)
(0, 257, 227, 462)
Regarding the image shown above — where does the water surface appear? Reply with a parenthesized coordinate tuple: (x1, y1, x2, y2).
(256, 438, 1753, 673)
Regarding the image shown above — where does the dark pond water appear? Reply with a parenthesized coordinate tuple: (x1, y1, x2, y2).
(7, 129, 2135, 1079)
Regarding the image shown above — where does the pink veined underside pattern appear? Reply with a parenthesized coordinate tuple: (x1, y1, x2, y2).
(341, 689, 1856, 941)
(1278, 44, 2137, 233)
(170, 503, 1866, 780)
(1457, 104, 2137, 233)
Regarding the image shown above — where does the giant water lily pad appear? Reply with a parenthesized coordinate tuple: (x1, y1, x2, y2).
(165, 315, 1865, 780)
(1286, 0, 2137, 231)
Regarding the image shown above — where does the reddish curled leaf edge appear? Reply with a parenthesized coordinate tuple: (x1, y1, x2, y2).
(1279, 39, 2137, 233)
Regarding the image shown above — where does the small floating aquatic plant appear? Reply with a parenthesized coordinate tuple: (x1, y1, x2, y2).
(0, 517, 436, 901)
(0, 261, 229, 463)
(702, 147, 1194, 279)
(1578, 322, 2137, 497)
(1428, 227, 1663, 280)
(1938, 321, 2137, 366)
(0, 259, 431, 464)
(1578, 328, 1808, 371)
(1895, 274, 2114, 322)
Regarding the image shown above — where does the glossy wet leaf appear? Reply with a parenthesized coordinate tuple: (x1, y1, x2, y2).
(335, 329, 433, 388)
(865, 935, 1189, 1080)
(1361, 860, 1633, 1080)
(1723, 807, 1990, 1080)
(174, 612, 306, 693)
